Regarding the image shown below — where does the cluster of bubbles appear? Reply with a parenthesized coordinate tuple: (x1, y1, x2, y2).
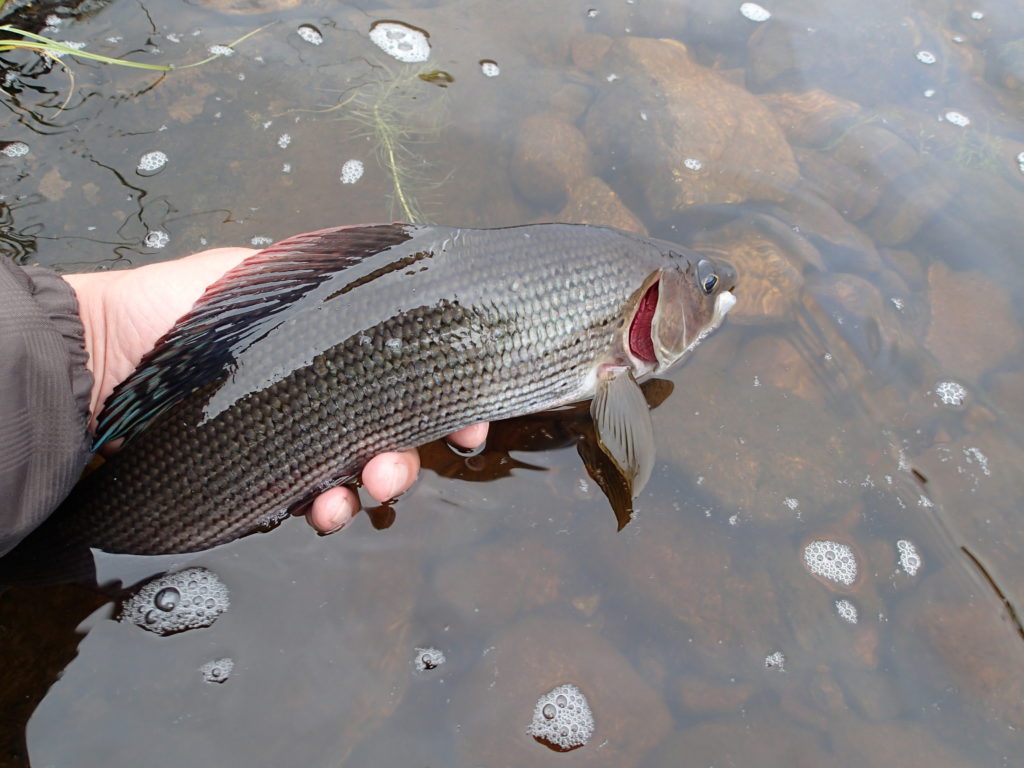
(296, 24, 324, 46)
(764, 651, 786, 671)
(944, 111, 971, 127)
(1017, 151, 1024, 176)
(277, 134, 291, 149)
(963, 446, 991, 477)
(369, 21, 430, 63)
(683, 157, 704, 171)
(413, 647, 446, 672)
(137, 151, 167, 176)
(479, 60, 500, 78)
(208, 45, 234, 57)
(739, 3, 771, 22)
(200, 657, 234, 684)
(834, 598, 859, 624)
(527, 684, 595, 752)
(1, 141, 30, 158)
(120, 567, 230, 635)
(803, 539, 858, 587)
(897, 539, 921, 576)
(934, 380, 966, 407)
(340, 159, 364, 184)
(250, 235, 274, 247)
(144, 230, 170, 249)
(916, 50, 937, 65)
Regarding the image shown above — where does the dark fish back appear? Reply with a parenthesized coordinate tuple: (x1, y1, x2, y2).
(32, 224, 667, 556)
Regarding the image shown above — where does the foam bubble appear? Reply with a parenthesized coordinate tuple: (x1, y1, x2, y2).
(1018, 151, 1024, 175)
(340, 159, 364, 184)
(1, 141, 30, 158)
(479, 59, 500, 78)
(120, 567, 230, 635)
(413, 646, 446, 672)
(934, 380, 966, 407)
(144, 230, 170, 249)
(944, 110, 970, 127)
(200, 657, 234, 684)
(803, 539, 858, 586)
(916, 50, 937, 64)
(764, 650, 786, 671)
(835, 598, 858, 624)
(137, 151, 168, 175)
(683, 157, 704, 171)
(527, 683, 594, 752)
(740, 3, 771, 22)
(896, 539, 921, 576)
(369, 21, 430, 63)
(296, 24, 323, 46)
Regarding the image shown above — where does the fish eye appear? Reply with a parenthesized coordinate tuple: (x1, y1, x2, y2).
(702, 273, 719, 295)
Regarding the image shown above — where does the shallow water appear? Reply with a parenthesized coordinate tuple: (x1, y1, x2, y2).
(2, 0, 1023, 765)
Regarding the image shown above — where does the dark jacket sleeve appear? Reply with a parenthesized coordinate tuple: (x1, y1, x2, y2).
(0, 260, 93, 556)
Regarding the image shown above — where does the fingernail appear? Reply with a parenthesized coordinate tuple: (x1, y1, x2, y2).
(384, 459, 411, 501)
(322, 497, 352, 534)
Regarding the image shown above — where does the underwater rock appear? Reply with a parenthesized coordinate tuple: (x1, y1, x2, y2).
(925, 261, 1021, 378)
(433, 539, 563, 628)
(582, 36, 798, 219)
(759, 88, 865, 149)
(510, 113, 592, 209)
(555, 175, 646, 235)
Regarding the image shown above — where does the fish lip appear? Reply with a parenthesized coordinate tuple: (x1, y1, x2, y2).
(716, 290, 737, 320)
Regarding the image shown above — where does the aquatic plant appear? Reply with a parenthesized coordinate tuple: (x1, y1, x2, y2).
(0, 22, 271, 71)
(336, 63, 450, 223)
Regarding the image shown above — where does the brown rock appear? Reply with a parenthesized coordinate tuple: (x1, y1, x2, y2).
(656, 370, 858, 520)
(760, 88, 865, 148)
(432, 539, 563, 628)
(451, 614, 672, 768)
(583, 37, 798, 219)
(594, 504, 784, 647)
(554, 176, 646, 235)
(676, 674, 756, 715)
(739, 335, 829, 408)
(833, 720, 986, 768)
(510, 113, 592, 209)
(647, 716, 833, 767)
(925, 261, 1022, 379)
(570, 33, 613, 72)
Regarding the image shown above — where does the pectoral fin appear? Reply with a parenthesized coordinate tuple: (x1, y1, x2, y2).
(589, 368, 655, 498)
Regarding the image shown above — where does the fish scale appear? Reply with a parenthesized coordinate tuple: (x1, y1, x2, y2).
(3, 223, 737, 563)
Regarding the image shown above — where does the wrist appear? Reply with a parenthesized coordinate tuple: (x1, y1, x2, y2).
(63, 270, 117, 432)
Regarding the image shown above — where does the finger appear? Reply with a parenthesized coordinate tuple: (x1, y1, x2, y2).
(362, 449, 421, 503)
(306, 486, 358, 534)
(448, 422, 489, 450)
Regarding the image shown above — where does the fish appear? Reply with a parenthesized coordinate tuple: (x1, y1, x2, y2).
(3, 223, 737, 565)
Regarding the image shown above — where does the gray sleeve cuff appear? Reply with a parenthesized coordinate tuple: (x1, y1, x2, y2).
(0, 261, 93, 556)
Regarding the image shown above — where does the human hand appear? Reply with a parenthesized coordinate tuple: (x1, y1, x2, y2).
(64, 247, 488, 535)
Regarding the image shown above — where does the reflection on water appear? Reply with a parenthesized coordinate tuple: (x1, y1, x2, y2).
(1, 0, 1023, 765)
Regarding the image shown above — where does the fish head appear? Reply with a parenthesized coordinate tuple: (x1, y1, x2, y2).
(627, 250, 737, 374)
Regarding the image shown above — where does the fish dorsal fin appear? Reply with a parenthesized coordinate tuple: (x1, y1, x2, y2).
(92, 224, 419, 450)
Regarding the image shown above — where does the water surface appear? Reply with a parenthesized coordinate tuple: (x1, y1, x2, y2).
(2, 0, 1023, 765)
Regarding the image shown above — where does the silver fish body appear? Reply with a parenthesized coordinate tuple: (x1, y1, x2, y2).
(22, 223, 737, 556)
